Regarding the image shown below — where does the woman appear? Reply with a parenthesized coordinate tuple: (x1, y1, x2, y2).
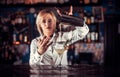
(29, 7, 89, 66)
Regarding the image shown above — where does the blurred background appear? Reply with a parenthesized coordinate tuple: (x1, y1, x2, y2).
(0, 0, 119, 67)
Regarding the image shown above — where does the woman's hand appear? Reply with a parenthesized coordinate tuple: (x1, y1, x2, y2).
(55, 5, 73, 16)
(37, 36, 52, 55)
(68, 5, 73, 15)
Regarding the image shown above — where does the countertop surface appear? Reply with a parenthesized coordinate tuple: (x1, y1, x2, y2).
(0, 64, 119, 77)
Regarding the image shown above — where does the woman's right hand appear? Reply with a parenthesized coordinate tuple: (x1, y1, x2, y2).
(37, 36, 52, 55)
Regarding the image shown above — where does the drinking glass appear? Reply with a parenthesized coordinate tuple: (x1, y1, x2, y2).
(54, 41, 67, 68)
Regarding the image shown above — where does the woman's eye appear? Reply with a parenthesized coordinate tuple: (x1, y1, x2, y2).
(48, 19, 52, 23)
(42, 20, 46, 23)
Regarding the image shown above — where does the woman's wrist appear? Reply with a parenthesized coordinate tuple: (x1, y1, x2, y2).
(37, 50, 43, 55)
(37, 48, 44, 55)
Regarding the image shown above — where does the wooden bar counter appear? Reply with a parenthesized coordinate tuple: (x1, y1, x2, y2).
(0, 64, 119, 77)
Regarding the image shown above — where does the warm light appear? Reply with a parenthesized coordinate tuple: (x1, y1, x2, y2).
(27, 41, 30, 44)
(13, 41, 20, 45)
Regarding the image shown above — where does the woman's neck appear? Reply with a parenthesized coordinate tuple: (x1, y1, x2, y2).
(44, 33, 53, 38)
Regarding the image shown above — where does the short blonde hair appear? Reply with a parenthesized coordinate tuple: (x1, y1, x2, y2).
(36, 9, 57, 35)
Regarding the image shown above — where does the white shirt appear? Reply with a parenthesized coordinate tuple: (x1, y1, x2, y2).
(29, 23, 89, 66)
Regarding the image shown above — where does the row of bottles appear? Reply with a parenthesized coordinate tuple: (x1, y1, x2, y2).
(72, 0, 101, 5)
(0, 6, 103, 44)
(0, 42, 15, 64)
(67, 42, 104, 65)
(13, 31, 30, 44)
(0, 0, 69, 4)
(84, 15, 95, 24)
(0, 41, 28, 64)
(84, 9, 103, 24)
(0, 10, 30, 45)
(11, 11, 30, 44)
(0, 0, 101, 5)
(83, 9, 100, 43)
(83, 31, 99, 43)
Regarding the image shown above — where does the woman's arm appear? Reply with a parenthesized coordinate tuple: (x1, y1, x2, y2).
(29, 38, 44, 65)
(67, 21, 89, 45)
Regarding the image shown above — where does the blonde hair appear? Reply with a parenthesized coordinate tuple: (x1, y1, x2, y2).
(36, 9, 57, 35)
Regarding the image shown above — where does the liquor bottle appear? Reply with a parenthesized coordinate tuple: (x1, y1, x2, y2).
(84, 0, 90, 4)
(86, 12, 91, 25)
(95, 32, 98, 42)
(86, 32, 91, 43)
(68, 55, 73, 65)
(64, 0, 69, 3)
(19, 33, 23, 43)
(6, 0, 13, 4)
(79, 0, 84, 4)
(13, 31, 16, 43)
(83, 36, 87, 42)
(4, 47, 9, 60)
(84, 10, 88, 24)
(91, 15, 95, 23)
(58, 0, 64, 3)
(24, 31, 28, 43)
(91, 0, 98, 4)
(24, 35, 28, 43)
(45, 0, 58, 3)
(86, 17, 91, 25)
(91, 32, 95, 42)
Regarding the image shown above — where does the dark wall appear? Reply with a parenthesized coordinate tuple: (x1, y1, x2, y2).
(104, 14, 120, 67)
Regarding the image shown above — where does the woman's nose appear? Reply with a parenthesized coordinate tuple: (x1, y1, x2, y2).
(45, 22, 48, 26)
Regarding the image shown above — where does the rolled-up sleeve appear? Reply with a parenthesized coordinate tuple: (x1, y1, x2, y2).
(29, 39, 44, 65)
(67, 21, 89, 45)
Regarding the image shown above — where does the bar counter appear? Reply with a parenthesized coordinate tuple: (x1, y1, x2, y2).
(0, 64, 119, 77)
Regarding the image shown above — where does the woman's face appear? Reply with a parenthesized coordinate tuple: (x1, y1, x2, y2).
(40, 14, 56, 37)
